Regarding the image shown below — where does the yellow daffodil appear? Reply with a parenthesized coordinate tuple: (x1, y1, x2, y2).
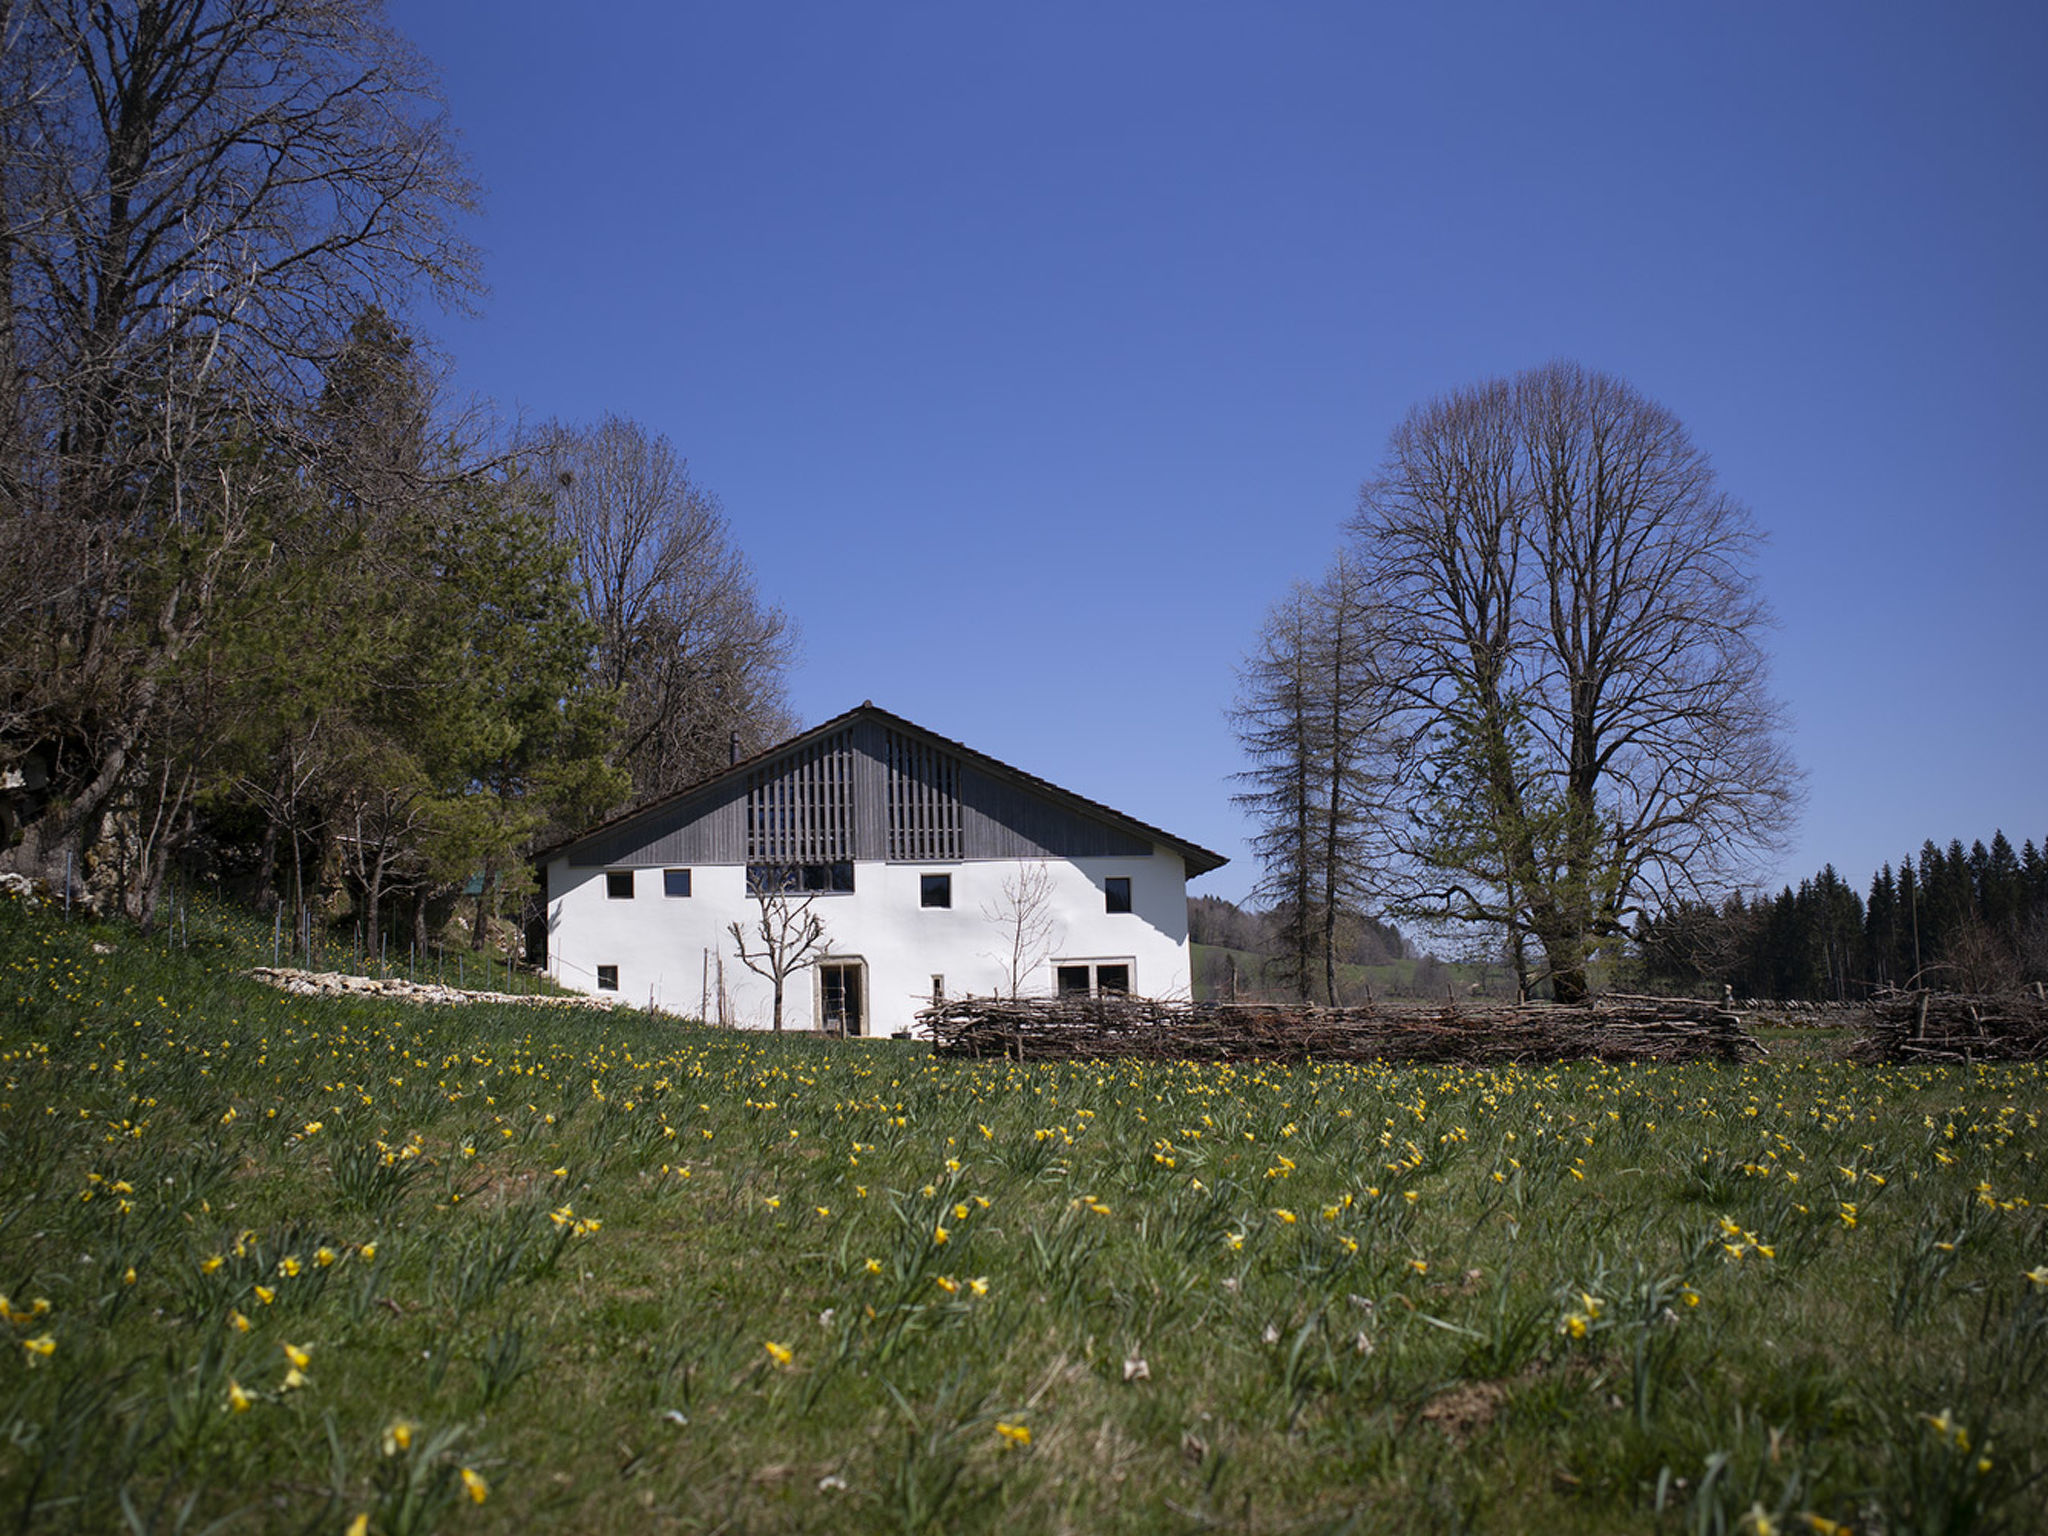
(253, 1285, 275, 1305)
(226, 1379, 251, 1411)
(21, 1334, 55, 1362)
(383, 1420, 413, 1455)
(764, 1340, 793, 1367)
(933, 1225, 949, 1244)
(358, 1243, 376, 1262)
(2025, 1266, 2048, 1288)
(282, 1341, 311, 1370)
(346, 1515, 368, 1536)
(277, 1255, 300, 1278)
(460, 1467, 488, 1504)
(865, 1258, 883, 1274)
(996, 1421, 1031, 1448)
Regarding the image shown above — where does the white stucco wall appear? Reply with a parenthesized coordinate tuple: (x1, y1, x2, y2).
(544, 849, 1192, 1034)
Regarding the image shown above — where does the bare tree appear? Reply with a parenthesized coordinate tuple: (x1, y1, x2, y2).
(1231, 584, 1320, 999)
(1230, 558, 1396, 1003)
(728, 866, 828, 1033)
(1349, 362, 1800, 1001)
(530, 415, 797, 806)
(981, 860, 1061, 998)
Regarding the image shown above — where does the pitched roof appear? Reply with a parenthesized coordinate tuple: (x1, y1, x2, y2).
(537, 702, 1229, 877)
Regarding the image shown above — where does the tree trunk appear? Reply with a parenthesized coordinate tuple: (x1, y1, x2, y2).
(772, 980, 784, 1032)
(471, 864, 494, 952)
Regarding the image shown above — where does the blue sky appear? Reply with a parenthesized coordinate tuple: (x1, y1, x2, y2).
(391, 1, 2046, 909)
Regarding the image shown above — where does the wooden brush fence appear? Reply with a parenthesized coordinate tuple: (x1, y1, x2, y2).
(922, 993, 1760, 1065)
(1851, 986, 2048, 1063)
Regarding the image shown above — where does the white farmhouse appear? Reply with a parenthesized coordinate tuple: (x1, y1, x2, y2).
(534, 703, 1226, 1034)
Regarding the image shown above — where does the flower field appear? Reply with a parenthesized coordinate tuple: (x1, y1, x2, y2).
(2, 899, 2044, 1534)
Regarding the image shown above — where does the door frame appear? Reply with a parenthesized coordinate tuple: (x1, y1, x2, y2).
(817, 957, 868, 1037)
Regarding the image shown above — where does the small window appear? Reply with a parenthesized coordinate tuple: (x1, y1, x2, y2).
(663, 868, 692, 898)
(596, 965, 619, 992)
(606, 870, 634, 900)
(1056, 964, 1093, 996)
(920, 873, 952, 909)
(932, 975, 945, 1002)
(1104, 876, 1131, 914)
(1096, 963, 1131, 994)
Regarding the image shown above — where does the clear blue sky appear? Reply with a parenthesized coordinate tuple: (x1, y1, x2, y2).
(391, 0, 2045, 909)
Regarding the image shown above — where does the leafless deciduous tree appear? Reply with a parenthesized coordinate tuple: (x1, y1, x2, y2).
(728, 866, 828, 1033)
(1231, 555, 1397, 1003)
(981, 859, 1061, 998)
(530, 415, 796, 807)
(1349, 362, 1800, 1002)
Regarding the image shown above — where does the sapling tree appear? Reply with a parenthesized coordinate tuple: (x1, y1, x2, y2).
(728, 866, 829, 1032)
(981, 860, 1062, 998)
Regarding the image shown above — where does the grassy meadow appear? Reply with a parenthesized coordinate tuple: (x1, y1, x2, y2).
(2, 895, 2044, 1534)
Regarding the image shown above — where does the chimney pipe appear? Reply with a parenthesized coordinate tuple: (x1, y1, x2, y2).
(729, 731, 740, 766)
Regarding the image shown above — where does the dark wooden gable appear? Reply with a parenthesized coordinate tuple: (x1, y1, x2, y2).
(555, 707, 1213, 871)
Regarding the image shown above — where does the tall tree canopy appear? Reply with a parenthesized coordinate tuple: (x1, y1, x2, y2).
(1348, 362, 1799, 1001)
(529, 415, 796, 804)
(0, 0, 478, 906)
(1231, 554, 1394, 1003)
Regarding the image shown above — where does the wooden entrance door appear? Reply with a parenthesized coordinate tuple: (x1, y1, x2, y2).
(820, 962, 864, 1037)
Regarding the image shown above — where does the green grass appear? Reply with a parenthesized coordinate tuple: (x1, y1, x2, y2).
(2, 893, 2044, 1533)
(1191, 943, 1516, 1003)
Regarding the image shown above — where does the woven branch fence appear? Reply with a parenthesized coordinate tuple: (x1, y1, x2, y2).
(1851, 986, 2048, 1063)
(922, 993, 1761, 1065)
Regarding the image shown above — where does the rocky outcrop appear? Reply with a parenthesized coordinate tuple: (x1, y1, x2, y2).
(249, 967, 628, 1012)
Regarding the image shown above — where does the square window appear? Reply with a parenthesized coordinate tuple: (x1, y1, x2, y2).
(605, 870, 634, 900)
(920, 873, 952, 909)
(1096, 963, 1131, 994)
(1104, 876, 1131, 914)
(663, 868, 691, 898)
(1056, 964, 1093, 996)
(596, 965, 619, 992)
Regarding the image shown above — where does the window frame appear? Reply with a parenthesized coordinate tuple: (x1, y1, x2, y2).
(746, 861, 855, 896)
(662, 868, 692, 898)
(595, 964, 619, 992)
(1104, 876, 1132, 914)
(919, 872, 952, 909)
(605, 870, 635, 900)
(1054, 959, 1136, 998)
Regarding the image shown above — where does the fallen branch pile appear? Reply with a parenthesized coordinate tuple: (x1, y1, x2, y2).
(923, 993, 1760, 1065)
(1852, 987, 2048, 1063)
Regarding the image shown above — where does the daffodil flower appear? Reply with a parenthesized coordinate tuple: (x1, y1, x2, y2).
(764, 1340, 793, 1367)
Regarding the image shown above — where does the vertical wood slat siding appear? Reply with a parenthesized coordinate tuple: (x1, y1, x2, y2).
(747, 730, 853, 863)
(884, 729, 961, 860)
